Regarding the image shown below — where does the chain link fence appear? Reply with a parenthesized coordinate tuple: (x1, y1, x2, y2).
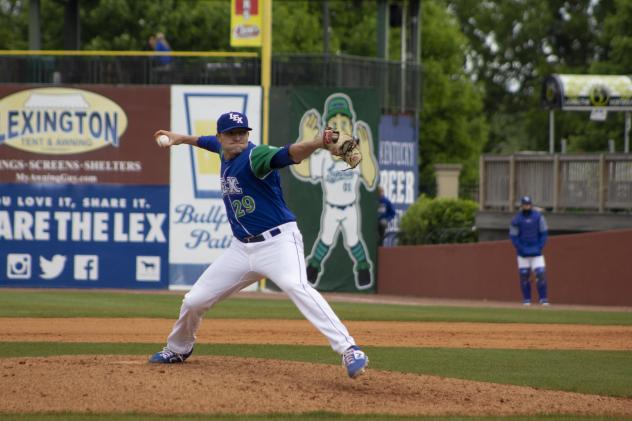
(0, 52, 422, 114)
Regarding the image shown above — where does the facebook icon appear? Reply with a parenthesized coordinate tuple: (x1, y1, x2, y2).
(74, 255, 99, 281)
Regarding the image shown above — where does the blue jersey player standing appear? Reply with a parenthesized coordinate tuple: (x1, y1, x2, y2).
(509, 195, 549, 306)
(377, 186, 396, 246)
(149, 111, 368, 379)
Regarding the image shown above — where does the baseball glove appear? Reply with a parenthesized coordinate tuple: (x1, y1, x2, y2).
(322, 128, 363, 170)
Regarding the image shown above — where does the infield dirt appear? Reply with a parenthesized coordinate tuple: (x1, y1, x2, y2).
(2, 317, 632, 350)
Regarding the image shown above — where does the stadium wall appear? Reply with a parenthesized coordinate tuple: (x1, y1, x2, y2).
(377, 229, 632, 306)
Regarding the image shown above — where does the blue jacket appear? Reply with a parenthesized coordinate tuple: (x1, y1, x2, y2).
(509, 209, 548, 257)
(378, 195, 396, 223)
(155, 39, 172, 65)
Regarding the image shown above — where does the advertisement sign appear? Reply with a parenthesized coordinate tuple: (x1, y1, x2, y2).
(0, 86, 170, 185)
(0, 184, 168, 288)
(270, 88, 379, 292)
(542, 74, 632, 111)
(0, 87, 127, 155)
(0, 85, 171, 288)
(230, 0, 262, 47)
(378, 115, 419, 246)
(169, 85, 261, 287)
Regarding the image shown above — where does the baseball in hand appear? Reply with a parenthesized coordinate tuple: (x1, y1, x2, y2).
(156, 134, 170, 147)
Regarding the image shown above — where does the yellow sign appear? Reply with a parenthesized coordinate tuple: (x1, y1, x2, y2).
(194, 119, 220, 175)
(230, 0, 263, 47)
(543, 75, 632, 110)
(0, 87, 128, 155)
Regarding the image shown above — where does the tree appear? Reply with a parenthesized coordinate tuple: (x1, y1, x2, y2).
(399, 195, 478, 245)
(448, 0, 629, 154)
(272, 1, 323, 53)
(418, 0, 487, 194)
(0, 0, 232, 51)
(327, 0, 378, 56)
(273, 0, 383, 56)
(0, 0, 28, 50)
(596, 0, 632, 73)
(80, 0, 230, 51)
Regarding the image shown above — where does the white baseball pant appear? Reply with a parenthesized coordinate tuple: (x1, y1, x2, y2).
(166, 222, 357, 355)
(517, 255, 546, 270)
(320, 203, 360, 247)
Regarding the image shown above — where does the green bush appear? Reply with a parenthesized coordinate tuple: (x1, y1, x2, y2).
(399, 195, 478, 245)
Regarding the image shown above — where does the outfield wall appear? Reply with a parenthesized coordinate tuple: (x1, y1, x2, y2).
(1, 84, 419, 293)
(377, 228, 632, 306)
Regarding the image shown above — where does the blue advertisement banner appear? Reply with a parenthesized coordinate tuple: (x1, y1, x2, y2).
(0, 184, 169, 289)
(378, 115, 418, 246)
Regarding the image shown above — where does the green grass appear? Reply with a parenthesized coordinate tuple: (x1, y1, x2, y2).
(0, 414, 630, 421)
(1, 342, 630, 398)
(0, 290, 630, 325)
(369, 347, 632, 398)
(1, 290, 631, 420)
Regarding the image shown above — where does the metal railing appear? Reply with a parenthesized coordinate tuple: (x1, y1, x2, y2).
(0, 52, 261, 85)
(479, 153, 632, 212)
(0, 50, 422, 114)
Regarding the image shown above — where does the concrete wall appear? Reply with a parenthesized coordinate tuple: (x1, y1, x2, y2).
(377, 229, 632, 306)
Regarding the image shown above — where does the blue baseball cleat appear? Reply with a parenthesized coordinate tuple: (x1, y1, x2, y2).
(148, 347, 193, 363)
(342, 345, 368, 379)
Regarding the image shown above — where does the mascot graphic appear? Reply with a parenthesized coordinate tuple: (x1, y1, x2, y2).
(291, 93, 378, 289)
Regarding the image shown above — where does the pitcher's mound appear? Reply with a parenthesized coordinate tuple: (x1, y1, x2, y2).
(1, 355, 631, 416)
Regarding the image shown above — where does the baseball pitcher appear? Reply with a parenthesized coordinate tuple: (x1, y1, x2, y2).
(149, 111, 368, 379)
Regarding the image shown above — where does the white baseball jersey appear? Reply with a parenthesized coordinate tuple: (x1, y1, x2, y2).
(310, 150, 362, 207)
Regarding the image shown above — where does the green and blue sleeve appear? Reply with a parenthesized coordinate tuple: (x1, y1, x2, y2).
(250, 144, 295, 178)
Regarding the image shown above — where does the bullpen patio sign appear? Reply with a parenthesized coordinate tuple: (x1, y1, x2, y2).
(0, 87, 128, 155)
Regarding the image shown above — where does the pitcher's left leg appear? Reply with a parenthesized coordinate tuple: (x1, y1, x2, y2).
(256, 229, 368, 377)
(255, 231, 356, 354)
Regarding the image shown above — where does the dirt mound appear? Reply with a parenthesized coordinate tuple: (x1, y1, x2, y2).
(1, 355, 631, 416)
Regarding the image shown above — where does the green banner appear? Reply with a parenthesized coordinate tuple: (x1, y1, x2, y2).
(270, 88, 379, 292)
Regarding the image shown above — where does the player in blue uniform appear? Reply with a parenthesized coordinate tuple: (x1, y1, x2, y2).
(509, 195, 549, 306)
(377, 186, 396, 246)
(149, 111, 368, 378)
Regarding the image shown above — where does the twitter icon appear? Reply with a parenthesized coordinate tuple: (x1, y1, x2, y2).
(39, 255, 67, 279)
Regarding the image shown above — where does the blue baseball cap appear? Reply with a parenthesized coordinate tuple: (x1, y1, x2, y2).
(217, 112, 252, 133)
(521, 195, 532, 205)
